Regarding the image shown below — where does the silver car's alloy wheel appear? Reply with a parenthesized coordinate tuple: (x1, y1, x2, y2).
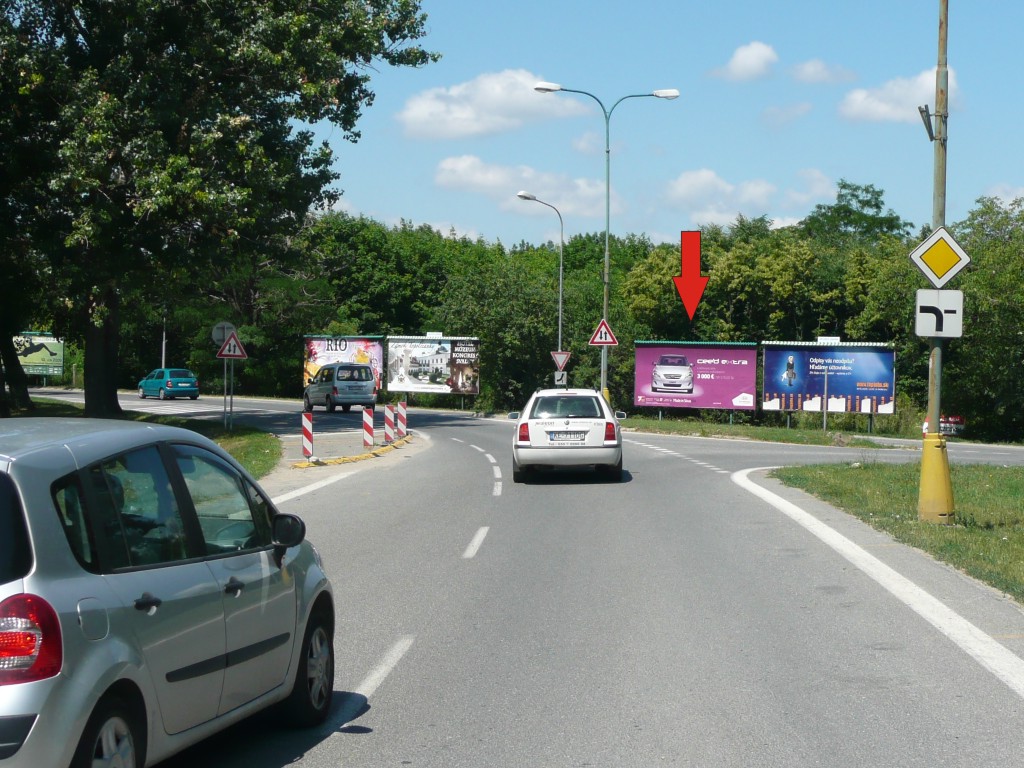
(71, 696, 143, 768)
(282, 611, 334, 726)
(92, 715, 136, 768)
(305, 624, 333, 712)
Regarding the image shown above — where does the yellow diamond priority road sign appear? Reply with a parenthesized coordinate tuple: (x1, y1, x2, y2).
(909, 226, 970, 289)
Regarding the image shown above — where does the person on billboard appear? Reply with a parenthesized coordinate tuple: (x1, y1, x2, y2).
(782, 355, 796, 387)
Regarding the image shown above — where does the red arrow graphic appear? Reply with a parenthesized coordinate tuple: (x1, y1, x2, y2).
(672, 230, 708, 321)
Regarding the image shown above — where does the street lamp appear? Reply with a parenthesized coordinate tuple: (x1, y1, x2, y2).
(516, 191, 565, 352)
(534, 81, 678, 403)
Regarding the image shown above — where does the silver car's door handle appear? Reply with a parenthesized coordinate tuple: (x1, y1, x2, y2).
(134, 592, 163, 611)
(224, 577, 245, 597)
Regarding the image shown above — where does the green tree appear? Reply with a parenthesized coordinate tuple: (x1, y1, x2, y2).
(4, 0, 437, 416)
(800, 179, 913, 247)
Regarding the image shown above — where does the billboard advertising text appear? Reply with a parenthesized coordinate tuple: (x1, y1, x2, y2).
(634, 345, 757, 410)
(762, 346, 895, 413)
(303, 337, 384, 390)
(14, 334, 64, 376)
(387, 336, 479, 395)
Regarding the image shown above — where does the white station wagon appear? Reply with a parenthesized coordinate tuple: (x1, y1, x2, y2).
(509, 388, 626, 482)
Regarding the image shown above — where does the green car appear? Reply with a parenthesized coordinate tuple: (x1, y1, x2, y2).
(138, 368, 200, 400)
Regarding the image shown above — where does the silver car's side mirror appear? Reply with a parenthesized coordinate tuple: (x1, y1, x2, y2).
(507, 411, 520, 420)
(615, 411, 627, 420)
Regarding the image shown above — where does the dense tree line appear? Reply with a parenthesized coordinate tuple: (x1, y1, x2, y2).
(2, 4, 1020, 441)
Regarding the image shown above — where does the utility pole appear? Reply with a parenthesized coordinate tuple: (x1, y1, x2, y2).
(918, 0, 955, 523)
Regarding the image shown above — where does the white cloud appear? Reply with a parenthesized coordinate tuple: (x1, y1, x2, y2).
(667, 169, 734, 204)
(434, 155, 615, 219)
(714, 41, 778, 81)
(791, 59, 855, 84)
(666, 168, 834, 228)
(987, 184, 1024, 204)
(839, 67, 959, 123)
(397, 69, 588, 139)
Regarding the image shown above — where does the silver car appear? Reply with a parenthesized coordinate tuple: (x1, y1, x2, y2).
(303, 362, 377, 413)
(651, 354, 693, 393)
(0, 418, 334, 768)
(509, 388, 626, 482)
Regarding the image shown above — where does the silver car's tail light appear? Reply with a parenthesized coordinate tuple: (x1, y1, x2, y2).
(0, 595, 62, 684)
(603, 422, 617, 442)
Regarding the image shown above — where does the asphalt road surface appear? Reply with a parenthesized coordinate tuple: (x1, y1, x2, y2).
(27, 391, 1024, 765)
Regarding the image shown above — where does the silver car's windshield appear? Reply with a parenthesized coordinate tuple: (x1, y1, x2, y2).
(530, 396, 602, 420)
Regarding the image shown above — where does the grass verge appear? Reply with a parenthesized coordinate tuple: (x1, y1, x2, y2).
(773, 461, 1024, 603)
(623, 415, 884, 448)
(12, 399, 282, 479)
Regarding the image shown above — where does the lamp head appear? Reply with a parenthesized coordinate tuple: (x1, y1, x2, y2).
(534, 81, 562, 93)
(653, 89, 680, 100)
(516, 191, 537, 201)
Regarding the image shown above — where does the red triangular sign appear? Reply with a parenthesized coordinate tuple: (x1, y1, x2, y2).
(217, 331, 248, 359)
(589, 319, 618, 346)
(552, 351, 571, 371)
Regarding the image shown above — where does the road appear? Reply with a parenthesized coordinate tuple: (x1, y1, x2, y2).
(28, 391, 1024, 765)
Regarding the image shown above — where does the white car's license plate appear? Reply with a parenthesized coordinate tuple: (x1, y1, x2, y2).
(549, 431, 586, 442)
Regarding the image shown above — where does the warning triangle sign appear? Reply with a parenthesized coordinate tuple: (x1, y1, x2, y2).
(588, 319, 618, 346)
(217, 331, 248, 359)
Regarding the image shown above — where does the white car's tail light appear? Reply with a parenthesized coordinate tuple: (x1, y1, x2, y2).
(518, 423, 531, 442)
(0, 594, 62, 684)
(603, 422, 617, 442)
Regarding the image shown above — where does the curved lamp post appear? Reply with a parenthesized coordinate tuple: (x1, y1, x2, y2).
(534, 81, 679, 402)
(516, 191, 565, 352)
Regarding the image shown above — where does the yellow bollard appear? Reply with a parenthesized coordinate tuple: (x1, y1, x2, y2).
(918, 433, 954, 524)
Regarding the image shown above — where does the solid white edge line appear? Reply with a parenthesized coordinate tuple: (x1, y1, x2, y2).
(733, 467, 1024, 701)
(355, 635, 415, 699)
(463, 526, 490, 559)
(272, 471, 354, 506)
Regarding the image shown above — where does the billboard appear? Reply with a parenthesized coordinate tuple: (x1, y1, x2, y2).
(633, 342, 758, 410)
(762, 343, 895, 413)
(303, 336, 384, 389)
(13, 333, 64, 377)
(387, 336, 479, 394)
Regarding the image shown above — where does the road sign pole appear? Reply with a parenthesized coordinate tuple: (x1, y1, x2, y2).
(918, 0, 954, 524)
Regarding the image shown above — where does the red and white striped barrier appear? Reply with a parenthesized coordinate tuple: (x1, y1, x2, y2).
(363, 407, 374, 449)
(301, 412, 313, 458)
(384, 405, 395, 444)
(397, 401, 407, 438)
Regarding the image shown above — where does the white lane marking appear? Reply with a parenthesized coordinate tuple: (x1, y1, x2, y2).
(451, 437, 465, 443)
(272, 471, 356, 505)
(493, 482, 502, 497)
(734, 467, 1024, 701)
(492, 465, 501, 478)
(485, 453, 497, 464)
(355, 635, 415, 698)
(463, 527, 490, 559)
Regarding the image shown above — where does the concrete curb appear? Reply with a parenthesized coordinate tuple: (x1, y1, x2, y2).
(289, 434, 414, 469)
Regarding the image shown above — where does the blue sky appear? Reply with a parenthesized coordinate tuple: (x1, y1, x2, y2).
(320, 1, 1023, 248)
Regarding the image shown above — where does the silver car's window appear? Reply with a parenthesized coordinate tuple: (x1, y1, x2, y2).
(337, 366, 372, 382)
(86, 447, 189, 570)
(0, 473, 32, 583)
(173, 446, 272, 555)
(530, 396, 602, 419)
(53, 477, 95, 569)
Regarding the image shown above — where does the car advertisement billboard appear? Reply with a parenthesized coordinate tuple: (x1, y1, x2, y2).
(762, 343, 895, 413)
(633, 342, 758, 410)
(303, 336, 384, 389)
(387, 336, 480, 395)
